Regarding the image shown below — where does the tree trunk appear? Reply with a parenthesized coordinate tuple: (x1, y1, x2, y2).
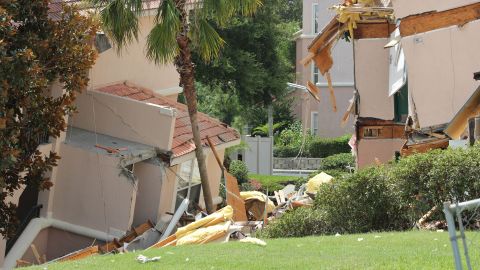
(175, 0, 215, 214)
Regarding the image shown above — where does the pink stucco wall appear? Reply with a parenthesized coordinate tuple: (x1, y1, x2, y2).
(402, 20, 480, 128)
(354, 38, 394, 120)
(357, 139, 406, 169)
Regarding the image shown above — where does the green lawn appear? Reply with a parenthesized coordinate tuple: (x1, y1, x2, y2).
(27, 231, 476, 270)
(248, 174, 304, 191)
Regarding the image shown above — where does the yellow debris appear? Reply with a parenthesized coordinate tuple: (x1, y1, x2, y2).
(306, 172, 334, 194)
(176, 222, 231, 246)
(175, 205, 233, 239)
(240, 191, 275, 213)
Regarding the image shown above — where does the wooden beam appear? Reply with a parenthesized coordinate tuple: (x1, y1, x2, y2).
(401, 139, 450, 156)
(354, 22, 396, 39)
(58, 246, 99, 262)
(400, 2, 480, 37)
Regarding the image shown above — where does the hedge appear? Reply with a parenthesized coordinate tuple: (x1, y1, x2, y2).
(264, 144, 480, 238)
(307, 134, 351, 158)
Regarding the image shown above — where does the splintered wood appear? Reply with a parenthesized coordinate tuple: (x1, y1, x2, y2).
(206, 136, 248, 222)
(306, 81, 321, 102)
(400, 2, 480, 37)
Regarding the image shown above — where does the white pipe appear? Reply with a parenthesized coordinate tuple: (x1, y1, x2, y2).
(2, 218, 115, 270)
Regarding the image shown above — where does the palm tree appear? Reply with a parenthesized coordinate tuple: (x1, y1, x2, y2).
(88, 0, 262, 213)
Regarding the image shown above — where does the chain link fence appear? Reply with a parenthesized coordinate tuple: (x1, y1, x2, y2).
(444, 199, 480, 270)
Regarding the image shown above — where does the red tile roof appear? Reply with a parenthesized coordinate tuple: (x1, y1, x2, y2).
(96, 82, 240, 158)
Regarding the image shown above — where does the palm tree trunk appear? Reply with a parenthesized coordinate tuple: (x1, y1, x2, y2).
(175, 0, 215, 214)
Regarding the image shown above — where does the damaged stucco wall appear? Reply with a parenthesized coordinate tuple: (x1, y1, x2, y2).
(72, 90, 175, 151)
(51, 143, 137, 235)
(354, 38, 394, 120)
(357, 139, 405, 168)
(402, 20, 480, 128)
(132, 161, 164, 226)
(392, 0, 479, 19)
(90, 15, 180, 94)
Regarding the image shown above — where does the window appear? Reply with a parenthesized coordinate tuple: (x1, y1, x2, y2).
(173, 159, 202, 212)
(311, 111, 319, 135)
(363, 128, 382, 138)
(312, 4, 320, 34)
(312, 65, 319, 84)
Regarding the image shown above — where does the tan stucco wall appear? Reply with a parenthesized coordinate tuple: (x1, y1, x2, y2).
(354, 38, 394, 120)
(52, 143, 136, 234)
(132, 161, 164, 226)
(357, 139, 406, 169)
(72, 90, 175, 151)
(402, 20, 480, 128)
(392, 0, 478, 19)
(20, 227, 99, 263)
(90, 15, 180, 94)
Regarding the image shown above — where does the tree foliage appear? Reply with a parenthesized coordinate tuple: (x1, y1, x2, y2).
(0, 1, 97, 236)
(193, 0, 301, 130)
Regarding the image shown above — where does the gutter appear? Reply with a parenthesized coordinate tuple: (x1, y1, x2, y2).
(2, 218, 115, 270)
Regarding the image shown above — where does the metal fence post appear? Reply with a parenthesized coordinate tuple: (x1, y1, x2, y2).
(444, 202, 463, 270)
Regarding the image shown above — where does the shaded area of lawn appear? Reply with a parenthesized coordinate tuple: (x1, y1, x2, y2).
(28, 231, 474, 270)
(248, 174, 304, 192)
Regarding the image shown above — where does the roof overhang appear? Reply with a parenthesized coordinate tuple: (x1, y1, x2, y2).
(444, 85, 480, 139)
(169, 138, 241, 166)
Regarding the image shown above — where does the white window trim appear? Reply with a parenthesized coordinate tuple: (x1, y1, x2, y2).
(311, 64, 319, 84)
(312, 3, 319, 34)
(311, 111, 319, 136)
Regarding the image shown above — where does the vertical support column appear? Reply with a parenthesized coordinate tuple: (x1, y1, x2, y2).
(443, 202, 463, 270)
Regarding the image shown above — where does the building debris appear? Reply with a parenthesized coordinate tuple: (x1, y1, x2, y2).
(136, 254, 161, 264)
(239, 237, 267, 247)
(306, 172, 333, 194)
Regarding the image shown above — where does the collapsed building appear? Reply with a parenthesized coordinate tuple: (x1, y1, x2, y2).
(304, 0, 480, 168)
(0, 2, 240, 268)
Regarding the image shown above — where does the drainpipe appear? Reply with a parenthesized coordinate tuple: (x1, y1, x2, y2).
(2, 218, 115, 270)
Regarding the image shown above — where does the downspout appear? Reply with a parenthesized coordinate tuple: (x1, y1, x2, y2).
(3, 218, 115, 270)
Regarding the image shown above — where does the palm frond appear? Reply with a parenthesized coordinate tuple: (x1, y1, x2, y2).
(146, 0, 180, 64)
(87, 0, 144, 49)
(199, 0, 263, 27)
(190, 18, 225, 62)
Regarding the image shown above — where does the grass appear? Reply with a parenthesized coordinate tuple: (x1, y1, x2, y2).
(27, 231, 478, 270)
(248, 174, 304, 192)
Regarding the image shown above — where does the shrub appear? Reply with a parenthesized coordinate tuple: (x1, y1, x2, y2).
(314, 167, 410, 233)
(318, 153, 354, 172)
(260, 207, 328, 238)
(229, 160, 249, 184)
(273, 145, 305, 158)
(308, 134, 351, 158)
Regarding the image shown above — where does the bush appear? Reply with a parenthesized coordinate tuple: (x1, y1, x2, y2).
(273, 145, 304, 158)
(308, 134, 351, 158)
(314, 167, 410, 234)
(229, 160, 249, 184)
(260, 207, 328, 238)
(318, 153, 354, 172)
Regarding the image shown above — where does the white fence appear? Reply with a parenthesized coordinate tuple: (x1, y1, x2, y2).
(241, 136, 273, 175)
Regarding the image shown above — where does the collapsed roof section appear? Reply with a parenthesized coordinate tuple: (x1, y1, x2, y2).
(96, 82, 240, 164)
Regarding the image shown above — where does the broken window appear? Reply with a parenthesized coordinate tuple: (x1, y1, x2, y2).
(363, 128, 382, 138)
(394, 83, 408, 123)
(174, 159, 202, 212)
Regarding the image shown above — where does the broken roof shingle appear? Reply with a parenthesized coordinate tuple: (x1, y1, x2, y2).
(95, 82, 240, 159)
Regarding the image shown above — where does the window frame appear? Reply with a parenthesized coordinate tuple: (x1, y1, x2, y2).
(312, 64, 320, 84)
(172, 159, 202, 212)
(311, 111, 319, 136)
(312, 3, 320, 34)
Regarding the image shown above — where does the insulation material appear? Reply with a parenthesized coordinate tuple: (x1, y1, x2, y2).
(391, 0, 479, 20)
(175, 206, 233, 239)
(306, 172, 333, 193)
(176, 222, 230, 246)
(402, 20, 480, 128)
(388, 28, 406, 97)
(354, 39, 394, 119)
